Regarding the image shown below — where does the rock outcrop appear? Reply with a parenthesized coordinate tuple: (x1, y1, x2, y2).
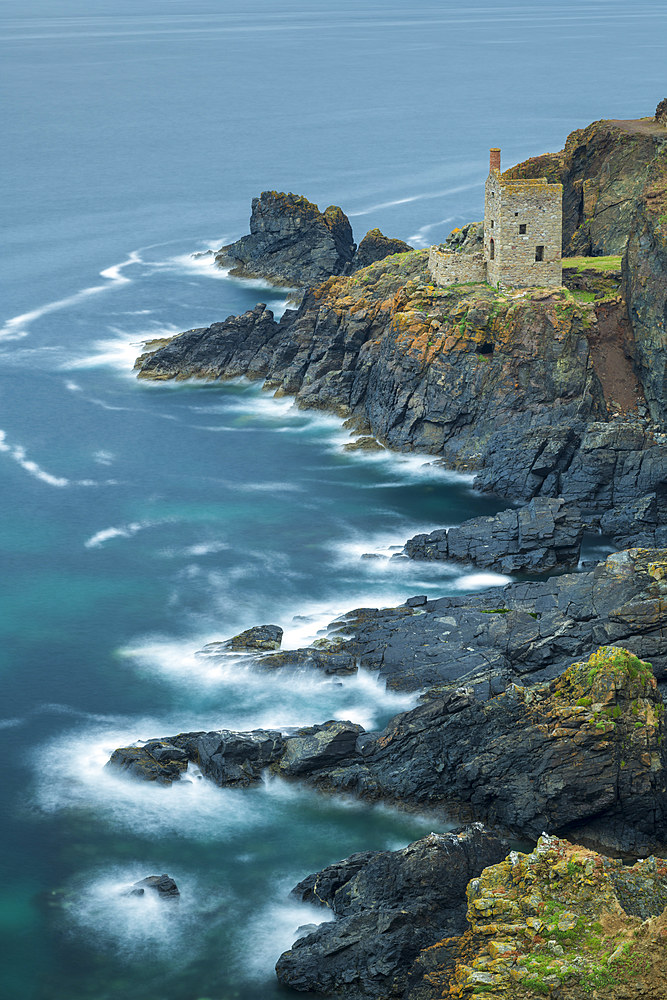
(307, 647, 667, 854)
(106, 720, 362, 787)
(600, 488, 667, 549)
(124, 874, 180, 901)
(196, 623, 283, 655)
(404, 497, 584, 574)
(353, 228, 413, 270)
(446, 835, 667, 1000)
(107, 641, 667, 853)
(506, 116, 667, 257)
(325, 547, 667, 693)
(276, 825, 507, 999)
(136, 249, 665, 510)
(106, 728, 285, 787)
(215, 191, 356, 286)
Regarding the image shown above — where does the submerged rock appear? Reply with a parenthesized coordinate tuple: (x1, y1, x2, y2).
(125, 874, 180, 901)
(276, 825, 507, 999)
(405, 496, 584, 573)
(215, 191, 356, 287)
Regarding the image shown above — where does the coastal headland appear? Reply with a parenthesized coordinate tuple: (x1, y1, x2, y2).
(121, 107, 667, 998)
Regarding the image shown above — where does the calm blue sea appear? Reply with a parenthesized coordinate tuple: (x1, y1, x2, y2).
(1, 2, 665, 997)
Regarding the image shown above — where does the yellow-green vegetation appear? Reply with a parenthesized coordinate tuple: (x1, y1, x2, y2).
(546, 646, 659, 733)
(446, 835, 667, 999)
(561, 255, 622, 272)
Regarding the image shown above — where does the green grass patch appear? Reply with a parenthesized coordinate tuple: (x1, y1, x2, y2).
(562, 255, 622, 272)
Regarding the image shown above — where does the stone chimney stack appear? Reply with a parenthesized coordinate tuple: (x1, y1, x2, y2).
(489, 148, 501, 172)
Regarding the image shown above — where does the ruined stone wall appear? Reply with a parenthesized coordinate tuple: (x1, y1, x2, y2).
(485, 173, 562, 288)
(427, 247, 487, 286)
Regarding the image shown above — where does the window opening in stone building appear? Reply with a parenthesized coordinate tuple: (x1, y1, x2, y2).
(515, 212, 518, 216)
(490, 238, 495, 260)
(490, 220, 494, 228)
(535, 245, 544, 261)
(519, 224, 527, 234)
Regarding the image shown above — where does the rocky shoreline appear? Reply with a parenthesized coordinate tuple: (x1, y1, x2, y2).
(121, 109, 667, 997)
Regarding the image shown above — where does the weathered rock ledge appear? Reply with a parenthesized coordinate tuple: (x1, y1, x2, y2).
(107, 642, 667, 855)
(275, 832, 667, 1000)
(404, 497, 584, 574)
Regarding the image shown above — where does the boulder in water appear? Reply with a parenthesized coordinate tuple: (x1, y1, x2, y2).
(125, 874, 180, 901)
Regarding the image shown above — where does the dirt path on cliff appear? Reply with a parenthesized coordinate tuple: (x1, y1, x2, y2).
(609, 117, 667, 136)
(587, 299, 645, 415)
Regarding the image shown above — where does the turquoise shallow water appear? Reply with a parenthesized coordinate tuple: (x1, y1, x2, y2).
(1, 2, 665, 997)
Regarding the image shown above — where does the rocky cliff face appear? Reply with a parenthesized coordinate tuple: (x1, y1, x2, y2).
(215, 191, 356, 286)
(623, 146, 667, 425)
(506, 117, 667, 257)
(136, 251, 666, 513)
(214, 191, 413, 287)
(275, 825, 507, 1000)
(308, 646, 667, 854)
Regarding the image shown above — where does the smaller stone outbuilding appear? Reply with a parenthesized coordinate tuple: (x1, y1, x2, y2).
(429, 148, 563, 289)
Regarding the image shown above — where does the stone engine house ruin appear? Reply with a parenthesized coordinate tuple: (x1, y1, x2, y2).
(428, 148, 563, 289)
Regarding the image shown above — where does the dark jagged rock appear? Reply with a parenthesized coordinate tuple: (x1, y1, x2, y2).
(353, 228, 413, 270)
(125, 874, 180, 901)
(307, 647, 667, 854)
(196, 624, 283, 655)
(405, 497, 584, 574)
(656, 97, 667, 125)
(214, 191, 356, 287)
(106, 740, 190, 785)
(622, 143, 667, 425)
(330, 547, 667, 693)
(600, 488, 667, 549)
(278, 721, 364, 776)
(259, 647, 357, 675)
(136, 259, 666, 510)
(134, 302, 290, 382)
(276, 825, 507, 1000)
(106, 729, 285, 787)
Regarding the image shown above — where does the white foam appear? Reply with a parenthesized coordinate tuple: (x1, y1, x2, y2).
(453, 570, 512, 590)
(243, 899, 335, 978)
(183, 540, 230, 557)
(84, 523, 143, 549)
(92, 449, 115, 466)
(0, 429, 68, 487)
(66, 322, 181, 374)
(64, 865, 225, 963)
(0, 252, 141, 341)
(120, 637, 416, 731)
(0, 717, 23, 729)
